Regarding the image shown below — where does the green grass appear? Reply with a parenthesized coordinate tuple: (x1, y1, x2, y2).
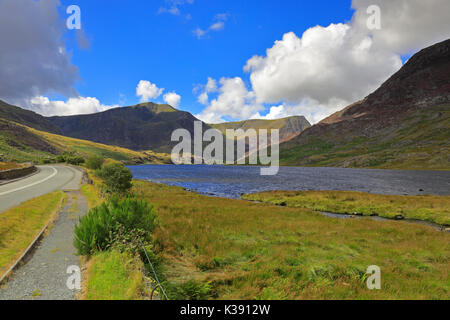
(83, 250, 148, 300)
(80, 184, 104, 209)
(0, 191, 66, 278)
(132, 180, 449, 300)
(280, 104, 450, 170)
(242, 190, 450, 226)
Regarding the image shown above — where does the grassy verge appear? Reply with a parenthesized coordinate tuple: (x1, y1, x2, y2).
(0, 191, 66, 278)
(80, 184, 103, 209)
(133, 180, 449, 300)
(82, 250, 149, 300)
(242, 191, 450, 226)
(0, 162, 27, 171)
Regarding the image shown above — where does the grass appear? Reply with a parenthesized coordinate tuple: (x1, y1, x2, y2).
(0, 118, 170, 164)
(0, 191, 66, 278)
(279, 104, 450, 170)
(80, 184, 103, 209)
(82, 250, 149, 300)
(132, 180, 449, 300)
(242, 191, 450, 226)
(0, 162, 27, 171)
(28, 126, 170, 164)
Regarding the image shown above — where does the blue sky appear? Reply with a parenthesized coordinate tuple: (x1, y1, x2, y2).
(1, 0, 448, 123)
(61, 0, 353, 115)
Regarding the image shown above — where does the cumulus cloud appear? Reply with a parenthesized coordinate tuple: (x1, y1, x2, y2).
(244, 24, 402, 109)
(0, 0, 79, 104)
(136, 80, 164, 102)
(351, 0, 450, 54)
(197, 0, 450, 123)
(195, 77, 263, 123)
(163, 92, 181, 108)
(25, 96, 118, 117)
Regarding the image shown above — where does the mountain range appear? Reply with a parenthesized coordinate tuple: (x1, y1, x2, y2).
(0, 39, 449, 169)
(279, 38, 450, 169)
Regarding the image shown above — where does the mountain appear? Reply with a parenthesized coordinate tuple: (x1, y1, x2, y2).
(47, 103, 211, 153)
(210, 116, 311, 143)
(0, 118, 170, 164)
(279, 39, 450, 170)
(0, 100, 61, 134)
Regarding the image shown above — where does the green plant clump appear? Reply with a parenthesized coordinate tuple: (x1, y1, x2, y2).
(96, 163, 133, 194)
(86, 155, 104, 170)
(74, 197, 158, 256)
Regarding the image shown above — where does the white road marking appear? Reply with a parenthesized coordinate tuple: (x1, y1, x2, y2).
(0, 166, 58, 196)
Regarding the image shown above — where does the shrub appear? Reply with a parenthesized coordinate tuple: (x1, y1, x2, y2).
(171, 280, 212, 300)
(66, 155, 85, 165)
(56, 155, 65, 163)
(74, 197, 158, 256)
(96, 163, 133, 194)
(86, 155, 104, 170)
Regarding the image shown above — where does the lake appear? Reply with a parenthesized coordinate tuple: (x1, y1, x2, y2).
(128, 165, 450, 198)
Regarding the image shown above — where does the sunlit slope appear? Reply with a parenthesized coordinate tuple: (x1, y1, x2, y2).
(0, 119, 170, 164)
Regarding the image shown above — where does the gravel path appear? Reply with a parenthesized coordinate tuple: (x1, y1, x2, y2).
(0, 191, 87, 300)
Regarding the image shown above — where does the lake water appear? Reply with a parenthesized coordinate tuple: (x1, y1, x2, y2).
(128, 165, 450, 198)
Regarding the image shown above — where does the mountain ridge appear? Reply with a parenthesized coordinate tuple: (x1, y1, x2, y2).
(279, 38, 450, 169)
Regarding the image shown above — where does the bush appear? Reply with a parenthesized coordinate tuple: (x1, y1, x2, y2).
(86, 155, 104, 170)
(56, 155, 65, 163)
(171, 280, 212, 300)
(74, 197, 158, 256)
(96, 163, 133, 194)
(66, 155, 85, 165)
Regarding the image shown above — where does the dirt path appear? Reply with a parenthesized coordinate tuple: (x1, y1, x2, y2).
(0, 191, 87, 300)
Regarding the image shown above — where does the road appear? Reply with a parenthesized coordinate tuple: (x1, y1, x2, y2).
(0, 165, 83, 213)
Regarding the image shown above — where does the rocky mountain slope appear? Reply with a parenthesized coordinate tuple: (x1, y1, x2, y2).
(279, 39, 450, 169)
(211, 116, 311, 143)
(0, 100, 61, 134)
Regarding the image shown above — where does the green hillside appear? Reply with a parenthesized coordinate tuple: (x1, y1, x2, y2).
(0, 118, 170, 164)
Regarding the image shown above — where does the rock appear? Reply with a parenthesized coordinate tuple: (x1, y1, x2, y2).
(394, 215, 405, 220)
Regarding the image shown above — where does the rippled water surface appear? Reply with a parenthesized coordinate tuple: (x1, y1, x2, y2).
(129, 165, 450, 198)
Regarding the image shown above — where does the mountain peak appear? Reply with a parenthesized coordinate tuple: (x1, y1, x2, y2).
(132, 102, 178, 114)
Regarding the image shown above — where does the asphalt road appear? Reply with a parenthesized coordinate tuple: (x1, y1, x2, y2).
(0, 165, 83, 213)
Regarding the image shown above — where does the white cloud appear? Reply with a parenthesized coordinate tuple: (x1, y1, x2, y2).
(163, 92, 181, 108)
(193, 13, 228, 39)
(244, 25, 402, 107)
(25, 96, 118, 117)
(210, 22, 225, 31)
(136, 80, 164, 102)
(197, 0, 450, 123)
(158, 0, 194, 16)
(195, 77, 263, 123)
(351, 0, 450, 54)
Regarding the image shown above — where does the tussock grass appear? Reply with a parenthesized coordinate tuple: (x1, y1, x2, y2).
(243, 190, 450, 226)
(133, 180, 450, 300)
(0, 191, 66, 278)
(0, 162, 27, 171)
(83, 250, 148, 300)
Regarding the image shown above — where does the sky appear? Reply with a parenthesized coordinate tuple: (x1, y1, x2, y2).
(1, 0, 450, 124)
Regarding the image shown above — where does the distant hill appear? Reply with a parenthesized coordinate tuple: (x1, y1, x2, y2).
(0, 118, 170, 164)
(210, 116, 311, 143)
(279, 39, 450, 170)
(0, 100, 61, 134)
(47, 102, 212, 153)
